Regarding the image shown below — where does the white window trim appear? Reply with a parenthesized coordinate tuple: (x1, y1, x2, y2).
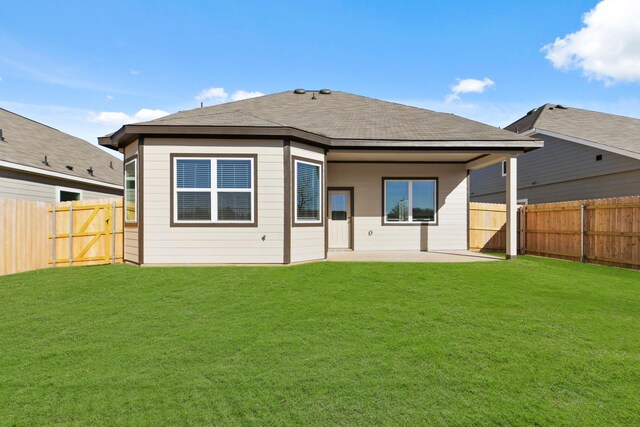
(173, 156, 255, 224)
(501, 160, 507, 177)
(56, 186, 83, 203)
(383, 179, 437, 224)
(294, 159, 322, 224)
(124, 158, 137, 223)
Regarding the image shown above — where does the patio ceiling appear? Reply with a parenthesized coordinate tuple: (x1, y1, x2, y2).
(326, 150, 515, 168)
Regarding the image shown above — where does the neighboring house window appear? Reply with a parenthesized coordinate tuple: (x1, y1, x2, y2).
(173, 157, 254, 224)
(384, 179, 436, 223)
(294, 159, 322, 224)
(501, 160, 507, 177)
(124, 158, 137, 222)
(57, 187, 82, 202)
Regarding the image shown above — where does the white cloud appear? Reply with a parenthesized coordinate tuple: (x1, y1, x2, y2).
(543, 0, 640, 85)
(0, 76, 3, 82)
(106, 95, 114, 100)
(445, 77, 495, 102)
(195, 87, 264, 104)
(130, 69, 140, 75)
(231, 90, 264, 101)
(88, 108, 169, 126)
(195, 87, 228, 103)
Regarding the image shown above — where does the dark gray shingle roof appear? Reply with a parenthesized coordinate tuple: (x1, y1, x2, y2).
(506, 104, 640, 156)
(138, 90, 534, 142)
(0, 108, 122, 186)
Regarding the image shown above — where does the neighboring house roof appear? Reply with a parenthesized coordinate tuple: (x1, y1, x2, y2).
(0, 108, 122, 187)
(101, 90, 541, 150)
(506, 103, 640, 158)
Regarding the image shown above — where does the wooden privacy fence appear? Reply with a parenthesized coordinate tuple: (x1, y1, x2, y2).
(0, 198, 123, 276)
(49, 199, 124, 267)
(469, 202, 507, 252)
(469, 197, 640, 270)
(1, 199, 50, 276)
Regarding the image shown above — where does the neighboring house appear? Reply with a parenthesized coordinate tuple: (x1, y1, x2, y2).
(471, 104, 640, 204)
(99, 89, 541, 265)
(0, 108, 122, 202)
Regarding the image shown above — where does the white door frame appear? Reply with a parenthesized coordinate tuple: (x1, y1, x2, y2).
(327, 187, 353, 250)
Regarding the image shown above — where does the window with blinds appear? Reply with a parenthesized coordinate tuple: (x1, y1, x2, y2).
(124, 158, 137, 222)
(295, 160, 321, 223)
(174, 157, 254, 223)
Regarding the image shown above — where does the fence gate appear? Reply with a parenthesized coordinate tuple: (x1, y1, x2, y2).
(49, 199, 123, 267)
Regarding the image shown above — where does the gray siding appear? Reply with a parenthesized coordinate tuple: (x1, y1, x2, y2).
(0, 168, 122, 203)
(471, 135, 640, 203)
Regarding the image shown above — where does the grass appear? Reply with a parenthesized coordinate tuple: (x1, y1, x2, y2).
(1, 256, 639, 426)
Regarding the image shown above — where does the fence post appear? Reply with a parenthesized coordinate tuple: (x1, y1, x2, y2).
(580, 204, 585, 262)
(69, 203, 73, 266)
(52, 205, 56, 268)
(112, 201, 117, 264)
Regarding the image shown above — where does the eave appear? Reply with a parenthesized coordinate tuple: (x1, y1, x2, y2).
(99, 124, 543, 152)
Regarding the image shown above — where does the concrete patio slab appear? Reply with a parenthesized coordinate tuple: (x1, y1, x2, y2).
(326, 250, 502, 263)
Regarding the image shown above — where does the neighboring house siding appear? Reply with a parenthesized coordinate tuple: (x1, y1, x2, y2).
(142, 138, 285, 264)
(471, 135, 640, 203)
(290, 142, 326, 263)
(327, 163, 468, 251)
(0, 168, 121, 202)
(123, 141, 139, 264)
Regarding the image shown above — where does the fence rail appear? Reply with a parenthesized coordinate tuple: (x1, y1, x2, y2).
(470, 196, 640, 270)
(1, 198, 123, 276)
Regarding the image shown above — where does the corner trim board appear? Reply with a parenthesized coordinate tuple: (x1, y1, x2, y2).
(283, 140, 291, 264)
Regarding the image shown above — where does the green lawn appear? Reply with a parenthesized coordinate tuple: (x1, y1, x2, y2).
(1, 257, 639, 426)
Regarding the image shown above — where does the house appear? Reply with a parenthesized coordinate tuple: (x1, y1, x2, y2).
(0, 108, 122, 202)
(98, 90, 542, 265)
(471, 104, 640, 204)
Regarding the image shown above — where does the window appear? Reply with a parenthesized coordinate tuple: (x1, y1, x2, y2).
(294, 159, 321, 223)
(57, 187, 82, 202)
(383, 179, 436, 223)
(124, 158, 137, 222)
(501, 160, 507, 177)
(173, 156, 254, 224)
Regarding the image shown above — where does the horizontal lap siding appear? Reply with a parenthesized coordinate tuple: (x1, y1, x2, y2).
(142, 139, 284, 264)
(290, 143, 325, 262)
(327, 163, 467, 251)
(471, 135, 640, 203)
(0, 169, 121, 202)
(124, 227, 139, 263)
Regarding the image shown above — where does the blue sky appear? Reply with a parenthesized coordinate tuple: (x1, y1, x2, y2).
(1, 0, 639, 157)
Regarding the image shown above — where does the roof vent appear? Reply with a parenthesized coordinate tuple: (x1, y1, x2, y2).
(319, 89, 331, 95)
(556, 104, 568, 109)
(293, 88, 306, 94)
(526, 108, 535, 116)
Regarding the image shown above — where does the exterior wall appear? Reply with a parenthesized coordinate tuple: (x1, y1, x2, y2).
(0, 168, 121, 202)
(471, 135, 640, 203)
(142, 138, 285, 264)
(290, 142, 326, 263)
(123, 141, 139, 264)
(327, 163, 468, 251)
